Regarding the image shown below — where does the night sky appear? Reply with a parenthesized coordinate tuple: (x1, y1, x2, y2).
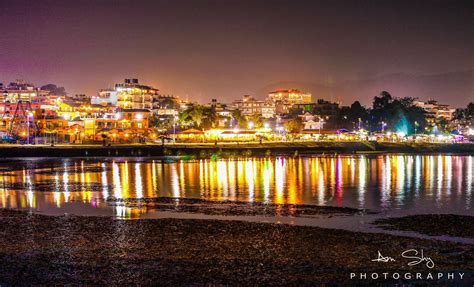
(0, 0, 472, 106)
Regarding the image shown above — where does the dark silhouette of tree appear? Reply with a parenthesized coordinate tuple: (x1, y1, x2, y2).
(230, 109, 247, 127)
(41, 84, 67, 96)
(369, 91, 426, 134)
(178, 104, 216, 129)
(284, 118, 303, 133)
(467, 102, 474, 119)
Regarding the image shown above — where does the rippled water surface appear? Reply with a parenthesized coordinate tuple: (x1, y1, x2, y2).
(0, 155, 472, 218)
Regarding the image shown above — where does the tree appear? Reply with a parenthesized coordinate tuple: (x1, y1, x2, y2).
(369, 92, 427, 134)
(284, 118, 302, 133)
(467, 102, 474, 119)
(41, 84, 67, 96)
(335, 101, 369, 130)
(149, 114, 173, 130)
(230, 109, 247, 127)
(177, 104, 217, 129)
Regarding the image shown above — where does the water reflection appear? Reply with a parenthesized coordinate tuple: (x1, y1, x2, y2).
(0, 155, 472, 218)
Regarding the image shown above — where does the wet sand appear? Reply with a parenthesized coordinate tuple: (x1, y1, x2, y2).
(375, 214, 474, 238)
(0, 209, 472, 285)
(107, 197, 372, 217)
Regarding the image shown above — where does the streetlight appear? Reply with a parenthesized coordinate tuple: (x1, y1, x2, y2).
(318, 117, 324, 135)
(173, 115, 178, 143)
(27, 112, 33, 144)
(414, 121, 418, 138)
(381, 121, 387, 133)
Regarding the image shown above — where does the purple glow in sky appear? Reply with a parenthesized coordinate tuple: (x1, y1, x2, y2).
(0, 0, 472, 106)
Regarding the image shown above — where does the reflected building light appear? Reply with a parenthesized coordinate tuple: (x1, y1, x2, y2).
(112, 161, 122, 199)
(396, 156, 405, 201)
(151, 160, 157, 194)
(274, 158, 285, 204)
(436, 155, 443, 204)
(405, 156, 413, 190)
(62, 163, 70, 203)
(357, 156, 366, 207)
(380, 156, 391, 208)
(350, 158, 356, 183)
(445, 156, 452, 195)
(428, 156, 435, 192)
(199, 160, 205, 197)
(334, 157, 343, 206)
(25, 171, 35, 209)
(245, 160, 254, 202)
(171, 164, 180, 198)
(217, 160, 229, 197)
(179, 162, 186, 196)
(101, 163, 109, 200)
(209, 161, 217, 199)
(228, 160, 236, 200)
(263, 159, 272, 203)
(237, 160, 245, 199)
(414, 156, 422, 197)
(115, 205, 128, 218)
(466, 156, 472, 209)
(135, 163, 143, 199)
(318, 172, 325, 205)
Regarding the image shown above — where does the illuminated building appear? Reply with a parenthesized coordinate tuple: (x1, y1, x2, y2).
(232, 95, 266, 117)
(293, 99, 339, 119)
(1, 80, 49, 103)
(267, 89, 312, 114)
(261, 102, 276, 118)
(96, 79, 158, 110)
(414, 100, 456, 125)
(92, 89, 118, 106)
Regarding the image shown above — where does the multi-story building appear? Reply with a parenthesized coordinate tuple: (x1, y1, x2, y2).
(414, 100, 456, 125)
(268, 89, 312, 104)
(267, 89, 312, 114)
(232, 95, 266, 117)
(261, 102, 276, 118)
(1, 80, 49, 103)
(92, 89, 118, 106)
(95, 79, 158, 110)
(292, 99, 339, 118)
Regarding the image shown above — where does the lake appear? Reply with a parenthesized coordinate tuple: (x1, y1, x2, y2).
(0, 155, 472, 219)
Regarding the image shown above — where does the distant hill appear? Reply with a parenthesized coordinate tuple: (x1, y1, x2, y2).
(257, 70, 474, 108)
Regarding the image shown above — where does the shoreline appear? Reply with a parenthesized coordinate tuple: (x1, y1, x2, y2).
(0, 142, 473, 157)
(0, 209, 472, 285)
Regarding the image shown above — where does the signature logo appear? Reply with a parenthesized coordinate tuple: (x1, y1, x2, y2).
(371, 251, 395, 263)
(372, 249, 435, 268)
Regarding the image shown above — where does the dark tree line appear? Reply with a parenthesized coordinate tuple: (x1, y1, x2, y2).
(336, 91, 427, 134)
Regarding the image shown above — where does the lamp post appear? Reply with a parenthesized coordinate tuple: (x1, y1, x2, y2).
(381, 121, 386, 133)
(27, 112, 33, 144)
(414, 121, 418, 139)
(173, 115, 177, 143)
(318, 117, 323, 135)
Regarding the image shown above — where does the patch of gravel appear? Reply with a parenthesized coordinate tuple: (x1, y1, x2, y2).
(107, 197, 374, 217)
(374, 214, 474, 238)
(0, 209, 472, 285)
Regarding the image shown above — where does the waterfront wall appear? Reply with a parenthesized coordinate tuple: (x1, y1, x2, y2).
(0, 142, 473, 158)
